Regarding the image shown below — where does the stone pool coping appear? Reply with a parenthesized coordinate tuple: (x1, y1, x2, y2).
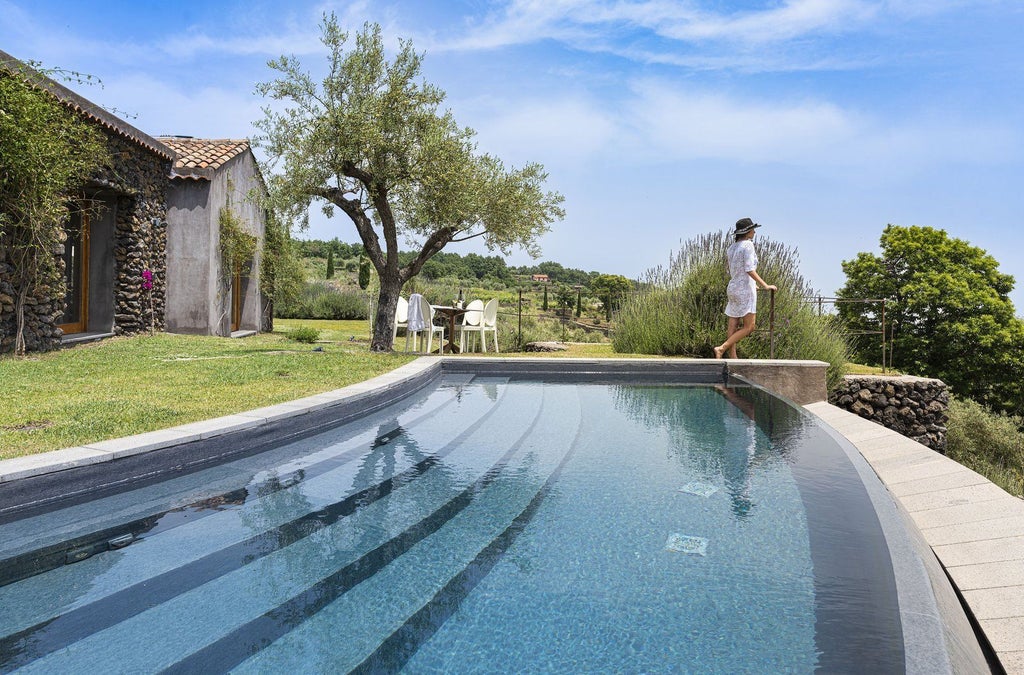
(806, 401, 1024, 675)
(0, 356, 1020, 671)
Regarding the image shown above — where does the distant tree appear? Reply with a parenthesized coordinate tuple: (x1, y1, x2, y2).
(575, 288, 582, 317)
(358, 256, 371, 290)
(325, 249, 335, 279)
(255, 16, 564, 351)
(839, 225, 1024, 414)
(591, 274, 633, 321)
(555, 284, 576, 316)
(542, 284, 549, 311)
(0, 63, 109, 354)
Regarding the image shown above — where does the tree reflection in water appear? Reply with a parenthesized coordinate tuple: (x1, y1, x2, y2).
(236, 415, 464, 641)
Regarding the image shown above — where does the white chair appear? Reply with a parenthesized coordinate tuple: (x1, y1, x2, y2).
(407, 294, 445, 353)
(481, 298, 499, 352)
(392, 296, 409, 344)
(457, 299, 485, 352)
(460, 298, 499, 352)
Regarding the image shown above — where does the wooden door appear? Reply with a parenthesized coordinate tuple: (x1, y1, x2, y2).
(58, 211, 89, 334)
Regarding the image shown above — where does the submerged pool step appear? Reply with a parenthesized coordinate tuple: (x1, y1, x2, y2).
(0, 385, 473, 591)
(0, 381, 470, 577)
(0, 381, 544, 673)
(230, 384, 584, 674)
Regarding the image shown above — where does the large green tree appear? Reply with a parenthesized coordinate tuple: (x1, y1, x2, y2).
(590, 273, 633, 321)
(838, 225, 1024, 414)
(0, 61, 108, 355)
(255, 16, 564, 351)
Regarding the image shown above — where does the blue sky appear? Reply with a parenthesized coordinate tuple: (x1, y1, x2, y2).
(3, 1, 1023, 308)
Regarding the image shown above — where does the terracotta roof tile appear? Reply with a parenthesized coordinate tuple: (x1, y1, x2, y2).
(158, 137, 251, 180)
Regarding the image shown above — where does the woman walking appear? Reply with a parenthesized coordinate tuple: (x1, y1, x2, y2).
(714, 218, 777, 359)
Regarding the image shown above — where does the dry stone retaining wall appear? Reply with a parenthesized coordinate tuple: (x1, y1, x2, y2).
(829, 375, 949, 452)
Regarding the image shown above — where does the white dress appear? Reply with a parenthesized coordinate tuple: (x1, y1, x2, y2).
(724, 240, 758, 318)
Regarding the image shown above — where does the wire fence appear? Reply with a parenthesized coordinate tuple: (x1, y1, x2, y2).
(800, 295, 890, 371)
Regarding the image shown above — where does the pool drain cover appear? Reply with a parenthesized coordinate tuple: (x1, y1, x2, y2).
(665, 533, 708, 556)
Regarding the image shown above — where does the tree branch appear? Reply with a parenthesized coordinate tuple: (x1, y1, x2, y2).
(311, 185, 385, 268)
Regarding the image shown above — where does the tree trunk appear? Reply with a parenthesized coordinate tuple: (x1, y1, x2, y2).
(370, 273, 403, 352)
(14, 281, 28, 356)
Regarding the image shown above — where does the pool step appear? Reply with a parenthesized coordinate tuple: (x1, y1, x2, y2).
(0, 381, 548, 672)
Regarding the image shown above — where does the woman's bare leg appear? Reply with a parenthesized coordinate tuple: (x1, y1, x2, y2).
(726, 317, 741, 358)
(714, 313, 756, 358)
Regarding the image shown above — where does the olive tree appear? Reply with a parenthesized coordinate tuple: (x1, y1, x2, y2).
(255, 16, 564, 350)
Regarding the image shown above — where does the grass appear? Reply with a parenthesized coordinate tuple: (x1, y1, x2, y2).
(0, 325, 412, 460)
(844, 363, 898, 375)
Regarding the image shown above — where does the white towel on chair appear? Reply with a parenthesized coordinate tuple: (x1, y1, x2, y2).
(406, 293, 427, 332)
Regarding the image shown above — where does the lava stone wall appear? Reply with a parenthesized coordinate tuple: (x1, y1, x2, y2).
(108, 130, 171, 337)
(829, 375, 949, 452)
(0, 249, 59, 353)
(0, 129, 170, 352)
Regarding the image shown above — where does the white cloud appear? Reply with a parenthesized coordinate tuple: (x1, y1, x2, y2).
(469, 97, 619, 166)
(428, 0, 880, 52)
(98, 74, 264, 141)
(626, 81, 1021, 170)
(460, 77, 1020, 182)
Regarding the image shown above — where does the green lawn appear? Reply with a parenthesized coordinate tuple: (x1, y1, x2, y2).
(0, 324, 413, 459)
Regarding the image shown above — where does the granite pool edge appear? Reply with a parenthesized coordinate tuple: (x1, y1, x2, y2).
(806, 401, 1024, 675)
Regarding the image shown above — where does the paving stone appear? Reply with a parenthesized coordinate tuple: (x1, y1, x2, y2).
(84, 428, 196, 458)
(900, 482, 1012, 513)
(0, 446, 111, 482)
(888, 468, 990, 497)
(933, 536, 1024, 567)
(979, 617, 1024, 655)
(911, 494, 1024, 529)
(945, 559, 1024, 591)
(961, 587, 1024, 620)
(923, 515, 1024, 546)
(999, 650, 1024, 675)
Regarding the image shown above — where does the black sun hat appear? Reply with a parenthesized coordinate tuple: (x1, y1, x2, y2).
(734, 218, 761, 235)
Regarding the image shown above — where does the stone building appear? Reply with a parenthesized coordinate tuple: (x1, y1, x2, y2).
(159, 137, 268, 336)
(0, 49, 174, 352)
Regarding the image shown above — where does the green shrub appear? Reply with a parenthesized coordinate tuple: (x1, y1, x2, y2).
(287, 325, 321, 343)
(946, 397, 1024, 497)
(614, 231, 850, 390)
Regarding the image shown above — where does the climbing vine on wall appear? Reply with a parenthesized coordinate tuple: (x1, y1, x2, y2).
(0, 64, 109, 354)
(218, 206, 257, 277)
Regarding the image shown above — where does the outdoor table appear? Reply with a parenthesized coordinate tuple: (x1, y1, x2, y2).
(430, 305, 468, 353)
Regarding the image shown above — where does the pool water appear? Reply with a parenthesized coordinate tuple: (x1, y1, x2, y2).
(0, 376, 903, 673)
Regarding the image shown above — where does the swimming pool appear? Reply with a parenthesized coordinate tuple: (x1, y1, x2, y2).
(0, 368, 979, 672)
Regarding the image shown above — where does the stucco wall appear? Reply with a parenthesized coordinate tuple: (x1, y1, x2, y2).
(165, 180, 216, 334)
(165, 150, 265, 337)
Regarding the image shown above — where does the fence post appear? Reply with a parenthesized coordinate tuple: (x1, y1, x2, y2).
(769, 288, 776, 359)
(881, 299, 887, 372)
(518, 288, 523, 352)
